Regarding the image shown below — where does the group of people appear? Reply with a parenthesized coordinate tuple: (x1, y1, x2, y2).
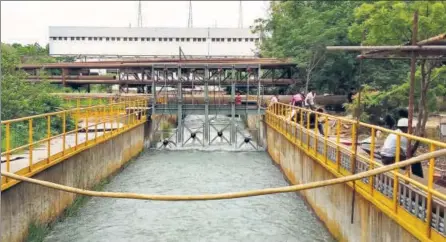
(269, 89, 317, 110)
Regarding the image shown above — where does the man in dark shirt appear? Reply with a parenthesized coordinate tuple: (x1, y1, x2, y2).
(347, 88, 356, 103)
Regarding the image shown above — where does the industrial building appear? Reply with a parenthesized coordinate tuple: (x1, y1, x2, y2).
(48, 26, 260, 57)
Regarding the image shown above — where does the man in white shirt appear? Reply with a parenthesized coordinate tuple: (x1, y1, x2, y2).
(379, 118, 409, 165)
(304, 89, 316, 110)
(379, 118, 424, 177)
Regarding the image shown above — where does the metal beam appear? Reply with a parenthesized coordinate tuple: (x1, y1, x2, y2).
(326, 45, 446, 51)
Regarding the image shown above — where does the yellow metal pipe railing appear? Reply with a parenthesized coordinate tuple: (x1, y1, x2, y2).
(266, 102, 446, 241)
(1, 98, 148, 191)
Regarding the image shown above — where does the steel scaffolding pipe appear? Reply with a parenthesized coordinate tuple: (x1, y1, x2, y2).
(326, 45, 446, 51)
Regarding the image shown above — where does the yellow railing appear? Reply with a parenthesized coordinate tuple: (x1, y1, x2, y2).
(1, 98, 149, 191)
(266, 102, 446, 241)
(60, 95, 148, 109)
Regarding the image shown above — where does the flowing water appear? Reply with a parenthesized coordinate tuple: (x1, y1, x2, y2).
(44, 115, 334, 242)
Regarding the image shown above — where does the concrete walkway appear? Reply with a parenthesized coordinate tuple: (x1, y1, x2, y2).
(1, 122, 124, 174)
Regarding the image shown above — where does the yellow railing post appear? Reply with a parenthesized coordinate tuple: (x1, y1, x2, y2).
(306, 110, 310, 151)
(95, 106, 98, 141)
(351, 122, 358, 174)
(426, 143, 435, 238)
(47, 116, 51, 163)
(5, 123, 11, 182)
(297, 109, 302, 145)
(103, 104, 106, 137)
(393, 135, 401, 213)
(28, 119, 33, 172)
(369, 127, 375, 194)
(75, 108, 79, 148)
(85, 107, 89, 146)
(315, 113, 319, 155)
(62, 112, 66, 154)
(324, 116, 328, 164)
(336, 120, 341, 172)
(77, 98, 80, 110)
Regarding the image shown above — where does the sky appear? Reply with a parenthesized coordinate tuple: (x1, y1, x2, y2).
(1, 1, 269, 45)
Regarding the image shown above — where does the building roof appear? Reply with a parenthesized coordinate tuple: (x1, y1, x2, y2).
(49, 26, 259, 38)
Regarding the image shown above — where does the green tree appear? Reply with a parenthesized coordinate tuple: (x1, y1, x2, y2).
(348, 1, 446, 136)
(1, 43, 74, 149)
(252, 1, 408, 95)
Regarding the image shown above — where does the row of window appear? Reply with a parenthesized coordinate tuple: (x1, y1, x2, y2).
(50, 36, 259, 43)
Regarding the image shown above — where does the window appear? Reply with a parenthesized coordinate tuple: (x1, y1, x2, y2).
(255, 38, 259, 43)
(159, 38, 162, 41)
(238, 38, 242, 42)
(117, 37, 121, 41)
(163, 37, 168, 41)
(130, 37, 134, 41)
(111, 37, 115, 41)
(141, 38, 145, 41)
(152, 37, 156, 41)
(186, 38, 190, 42)
(88, 37, 92, 41)
(227, 38, 231, 42)
(134, 37, 138, 41)
(198, 38, 202, 42)
(176, 38, 179, 41)
(51, 37, 56, 40)
(250, 38, 254, 42)
(106, 37, 110, 41)
(232, 38, 237, 42)
(211, 38, 215, 42)
(181, 38, 185, 42)
(203, 38, 206, 42)
(99, 37, 103, 41)
(124, 37, 128, 41)
(71, 37, 74, 40)
(220, 38, 224, 42)
(93, 37, 98, 41)
(245, 38, 249, 42)
(193, 38, 196, 42)
(64, 37, 68, 40)
(58, 37, 62, 40)
(76, 37, 80, 40)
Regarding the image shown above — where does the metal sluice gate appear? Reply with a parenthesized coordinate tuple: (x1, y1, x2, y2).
(148, 64, 287, 150)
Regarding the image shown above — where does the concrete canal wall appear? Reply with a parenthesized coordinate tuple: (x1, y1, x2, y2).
(1, 123, 150, 242)
(265, 125, 418, 242)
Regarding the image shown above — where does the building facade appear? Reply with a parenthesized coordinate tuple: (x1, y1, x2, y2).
(49, 26, 260, 57)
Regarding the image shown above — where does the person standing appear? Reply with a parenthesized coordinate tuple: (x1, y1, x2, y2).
(304, 89, 316, 110)
(291, 92, 304, 107)
(269, 94, 279, 106)
(235, 92, 242, 105)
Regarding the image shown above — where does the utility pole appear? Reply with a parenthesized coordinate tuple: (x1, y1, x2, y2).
(137, 0, 143, 27)
(188, 0, 193, 28)
(238, 0, 243, 28)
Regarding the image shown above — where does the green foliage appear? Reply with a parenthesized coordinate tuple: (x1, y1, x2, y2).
(349, 1, 446, 45)
(252, 1, 410, 95)
(347, 1, 446, 135)
(1, 43, 75, 150)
